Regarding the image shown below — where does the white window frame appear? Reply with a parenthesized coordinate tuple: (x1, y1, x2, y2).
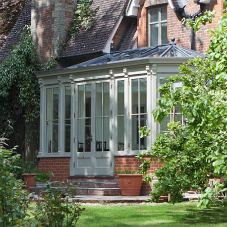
(45, 86, 60, 154)
(148, 5, 167, 46)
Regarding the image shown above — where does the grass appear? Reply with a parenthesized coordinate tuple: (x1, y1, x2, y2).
(76, 202, 227, 227)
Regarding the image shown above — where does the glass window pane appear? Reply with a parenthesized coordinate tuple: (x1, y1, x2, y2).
(96, 117, 102, 151)
(159, 78, 169, 87)
(118, 116, 124, 151)
(46, 122, 51, 153)
(175, 104, 182, 113)
(96, 83, 102, 117)
(103, 118, 109, 151)
(160, 115, 170, 132)
(46, 89, 52, 121)
(175, 114, 182, 123)
(118, 80, 124, 115)
(78, 85, 84, 118)
(103, 83, 109, 116)
(132, 115, 139, 150)
(85, 119, 91, 152)
(150, 24, 158, 46)
(161, 22, 167, 44)
(53, 88, 59, 120)
(140, 78, 147, 113)
(65, 120, 70, 152)
(85, 84, 91, 118)
(65, 87, 71, 119)
(150, 9, 158, 22)
(78, 119, 84, 152)
(161, 7, 167, 20)
(140, 115, 147, 150)
(53, 121, 58, 153)
(132, 79, 138, 114)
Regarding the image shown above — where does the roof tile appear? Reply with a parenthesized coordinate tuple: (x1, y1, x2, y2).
(62, 0, 129, 58)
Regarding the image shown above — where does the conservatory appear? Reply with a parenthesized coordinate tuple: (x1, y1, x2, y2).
(37, 42, 205, 176)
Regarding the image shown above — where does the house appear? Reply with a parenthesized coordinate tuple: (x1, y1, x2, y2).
(0, 0, 224, 195)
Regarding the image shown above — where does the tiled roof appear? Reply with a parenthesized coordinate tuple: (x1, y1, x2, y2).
(69, 41, 207, 69)
(0, 0, 31, 64)
(62, 0, 129, 58)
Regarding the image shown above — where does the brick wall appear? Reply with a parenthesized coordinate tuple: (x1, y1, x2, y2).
(138, 0, 224, 53)
(38, 157, 70, 181)
(114, 156, 162, 174)
(31, 0, 76, 64)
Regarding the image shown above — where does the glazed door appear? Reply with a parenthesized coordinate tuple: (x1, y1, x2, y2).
(74, 82, 112, 176)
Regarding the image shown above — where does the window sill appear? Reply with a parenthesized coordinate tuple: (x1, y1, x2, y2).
(37, 154, 71, 159)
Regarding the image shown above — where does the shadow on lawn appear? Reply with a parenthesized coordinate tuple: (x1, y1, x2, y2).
(78, 205, 227, 227)
(180, 207, 227, 225)
(160, 206, 227, 226)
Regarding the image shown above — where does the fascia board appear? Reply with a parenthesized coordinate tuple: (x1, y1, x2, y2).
(126, 0, 140, 17)
(102, 15, 124, 54)
(36, 57, 191, 78)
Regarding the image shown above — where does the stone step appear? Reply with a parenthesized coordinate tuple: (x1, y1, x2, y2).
(76, 188, 121, 196)
(76, 181, 119, 188)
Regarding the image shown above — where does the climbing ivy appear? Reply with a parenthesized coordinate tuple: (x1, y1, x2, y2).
(69, 0, 94, 39)
(0, 27, 41, 137)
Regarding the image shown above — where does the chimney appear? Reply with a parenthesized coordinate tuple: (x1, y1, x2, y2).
(31, 0, 76, 64)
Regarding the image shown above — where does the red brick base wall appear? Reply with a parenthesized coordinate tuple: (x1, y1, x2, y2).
(114, 156, 163, 195)
(38, 157, 70, 181)
(114, 156, 162, 173)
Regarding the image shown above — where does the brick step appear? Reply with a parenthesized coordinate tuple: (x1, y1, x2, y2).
(76, 181, 119, 188)
(76, 188, 121, 196)
(69, 176, 116, 183)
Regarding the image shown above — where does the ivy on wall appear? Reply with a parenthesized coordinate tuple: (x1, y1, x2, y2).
(0, 0, 95, 154)
(68, 0, 94, 40)
(0, 27, 41, 137)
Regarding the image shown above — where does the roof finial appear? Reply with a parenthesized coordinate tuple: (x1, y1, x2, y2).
(171, 37, 175, 43)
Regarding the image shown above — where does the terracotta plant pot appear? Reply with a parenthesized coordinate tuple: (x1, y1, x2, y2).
(22, 173, 37, 188)
(118, 174, 143, 196)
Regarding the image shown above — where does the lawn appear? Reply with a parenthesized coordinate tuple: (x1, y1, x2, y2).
(76, 202, 227, 227)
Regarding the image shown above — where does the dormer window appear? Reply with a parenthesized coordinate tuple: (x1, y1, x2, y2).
(148, 5, 167, 46)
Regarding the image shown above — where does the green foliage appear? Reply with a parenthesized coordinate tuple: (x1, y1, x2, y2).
(116, 169, 141, 174)
(0, 27, 41, 138)
(139, 9, 227, 207)
(0, 147, 30, 226)
(34, 171, 53, 183)
(184, 10, 215, 32)
(139, 126, 151, 138)
(12, 158, 38, 179)
(33, 181, 85, 226)
(21, 160, 39, 174)
(69, 0, 94, 39)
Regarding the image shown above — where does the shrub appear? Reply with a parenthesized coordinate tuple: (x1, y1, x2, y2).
(34, 181, 85, 226)
(34, 171, 53, 183)
(0, 147, 30, 227)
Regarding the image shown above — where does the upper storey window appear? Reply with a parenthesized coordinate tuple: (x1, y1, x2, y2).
(148, 6, 167, 46)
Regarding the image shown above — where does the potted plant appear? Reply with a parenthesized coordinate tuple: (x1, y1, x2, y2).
(21, 161, 39, 189)
(35, 171, 53, 188)
(116, 169, 143, 196)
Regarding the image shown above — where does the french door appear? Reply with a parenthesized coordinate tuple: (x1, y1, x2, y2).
(74, 81, 113, 175)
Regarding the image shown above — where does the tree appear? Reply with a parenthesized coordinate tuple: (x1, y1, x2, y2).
(139, 6, 227, 207)
(0, 0, 28, 49)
